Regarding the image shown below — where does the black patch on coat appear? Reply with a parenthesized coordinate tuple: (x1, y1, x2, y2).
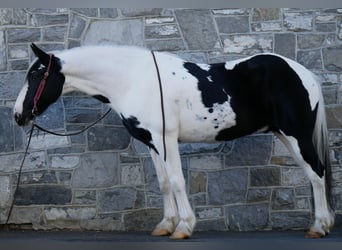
(92, 95, 110, 103)
(120, 114, 159, 154)
(184, 55, 324, 177)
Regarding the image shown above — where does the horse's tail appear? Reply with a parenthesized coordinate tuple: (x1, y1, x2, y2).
(312, 74, 332, 207)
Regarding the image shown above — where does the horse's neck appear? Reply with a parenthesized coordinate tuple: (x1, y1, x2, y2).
(59, 47, 148, 107)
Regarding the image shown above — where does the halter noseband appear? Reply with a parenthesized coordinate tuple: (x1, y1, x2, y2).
(33, 54, 52, 115)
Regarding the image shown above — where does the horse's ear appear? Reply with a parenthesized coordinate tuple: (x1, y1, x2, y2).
(30, 43, 51, 67)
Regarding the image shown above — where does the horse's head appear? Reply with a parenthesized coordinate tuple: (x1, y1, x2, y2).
(13, 43, 65, 126)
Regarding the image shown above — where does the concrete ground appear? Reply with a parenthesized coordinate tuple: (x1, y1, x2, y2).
(0, 229, 341, 250)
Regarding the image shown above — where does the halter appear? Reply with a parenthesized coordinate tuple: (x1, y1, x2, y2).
(33, 54, 52, 115)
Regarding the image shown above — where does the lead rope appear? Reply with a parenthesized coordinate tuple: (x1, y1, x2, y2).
(151, 51, 167, 162)
(2, 123, 35, 229)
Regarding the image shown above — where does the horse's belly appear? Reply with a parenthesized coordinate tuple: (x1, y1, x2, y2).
(177, 100, 237, 142)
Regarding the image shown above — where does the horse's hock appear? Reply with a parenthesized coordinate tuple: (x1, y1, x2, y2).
(0, 8, 342, 233)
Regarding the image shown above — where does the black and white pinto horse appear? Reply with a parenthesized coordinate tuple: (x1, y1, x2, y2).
(14, 44, 334, 239)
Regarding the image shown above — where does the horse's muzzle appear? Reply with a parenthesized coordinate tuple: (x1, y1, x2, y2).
(14, 112, 32, 126)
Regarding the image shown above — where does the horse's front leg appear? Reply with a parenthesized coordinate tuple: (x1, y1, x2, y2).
(149, 150, 179, 236)
(157, 135, 196, 239)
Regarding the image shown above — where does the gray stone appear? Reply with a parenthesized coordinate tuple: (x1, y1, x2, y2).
(145, 39, 186, 51)
(43, 26, 67, 42)
(83, 20, 144, 46)
(179, 143, 224, 155)
(21, 171, 58, 184)
(190, 155, 223, 170)
(175, 9, 219, 50)
(0, 9, 13, 25)
(281, 168, 310, 186)
(196, 207, 223, 219)
(247, 188, 271, 203)
(226, 203, 269, 231)
(56, 171, 72, 185)
(51, 155, 80, 169)
(121, 165, 144, 185)
(43, 207, 96, 222)
(251, 22, 282, 32)
(29, 133, 69, 150)
(271, 188, 295, 210)
(65, 108, 102, 123)
(73, 190, 97, 205)
(225, 135, 273, 166)
(69, 14, 87, 39)
(323, 45, 342, 71)
(222, 34, 273, 55)
(0, 107, 15, 152)
(297, 34, 325, 49)
(87, 126, 131, 151)
(103, 111, 124, 126)
(30, 13, 69, 26)
(207, 169, 248, 205)
(297, 49, 323, 70)
(9, 60, 29, 71)
(326, 106, 342, 129)
(34, 98, 65, 129)
(250, 167, 280, 187)
(71, 8, 98, 17)
(145, 24, 180, 39)
(133, 139, 150, 156)
(98, 187, 137, 212)
(190, 171, 207, 194)
(9, 45, 29, 59)
(271, 211, 311, 229)
(72, 152, 119, 188)
(274, 33, 296, 59)
(0, 72, 26, 99)
(15, 185, 72, 205)
(0, 151, 46, 172)
(252, 8, 280, 21)
(13, 9, 27, 25)
(284, 12, 313, 31)
(7, 207, 42, 225)
(295, 186, 312, 196)
(215, 16, 249, 34)
(0, 30, 6, 71)
(143, 158, 160, 195)
(120, 8, 162, 17)
(316, 23, 336, 32)
(99, 8, 118, 18)
(271, 156, 297, 166)
(322, 86, 338, 105)
(0, 176, 11, 208)
(124, 208, 163, 231)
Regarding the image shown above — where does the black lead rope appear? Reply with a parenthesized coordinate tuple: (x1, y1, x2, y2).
(33, 108, 112, 136)
(151, 50, 167, 162)
(3, 123, 35, 229)
(2, 108, 111, 229)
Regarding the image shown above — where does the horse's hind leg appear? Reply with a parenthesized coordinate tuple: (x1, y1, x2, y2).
(275, 132, 334, 237)
(149, 149, 179, 236)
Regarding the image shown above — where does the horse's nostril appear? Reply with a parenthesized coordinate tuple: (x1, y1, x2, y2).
(14, 113, 22, 124)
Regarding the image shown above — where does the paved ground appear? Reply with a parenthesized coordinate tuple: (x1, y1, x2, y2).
(0, 229, 341, 250)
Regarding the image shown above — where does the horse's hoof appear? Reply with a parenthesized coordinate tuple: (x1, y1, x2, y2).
(151, 228, 171, 236)
(305, 229, 325, 238)
(169, 231, 190, 240)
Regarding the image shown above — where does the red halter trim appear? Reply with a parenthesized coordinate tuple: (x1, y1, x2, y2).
(33, 54, 52, 114)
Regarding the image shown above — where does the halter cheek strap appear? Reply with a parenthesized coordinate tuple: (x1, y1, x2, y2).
(33, 54, 52, 115)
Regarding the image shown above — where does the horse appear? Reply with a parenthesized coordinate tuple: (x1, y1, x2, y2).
(13, 43, 334, 239)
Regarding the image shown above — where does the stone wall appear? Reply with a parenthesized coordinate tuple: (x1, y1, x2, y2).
(0, 8, 341, 232)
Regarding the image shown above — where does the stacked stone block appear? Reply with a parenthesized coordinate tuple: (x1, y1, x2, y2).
(0, 8, 341, 232)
